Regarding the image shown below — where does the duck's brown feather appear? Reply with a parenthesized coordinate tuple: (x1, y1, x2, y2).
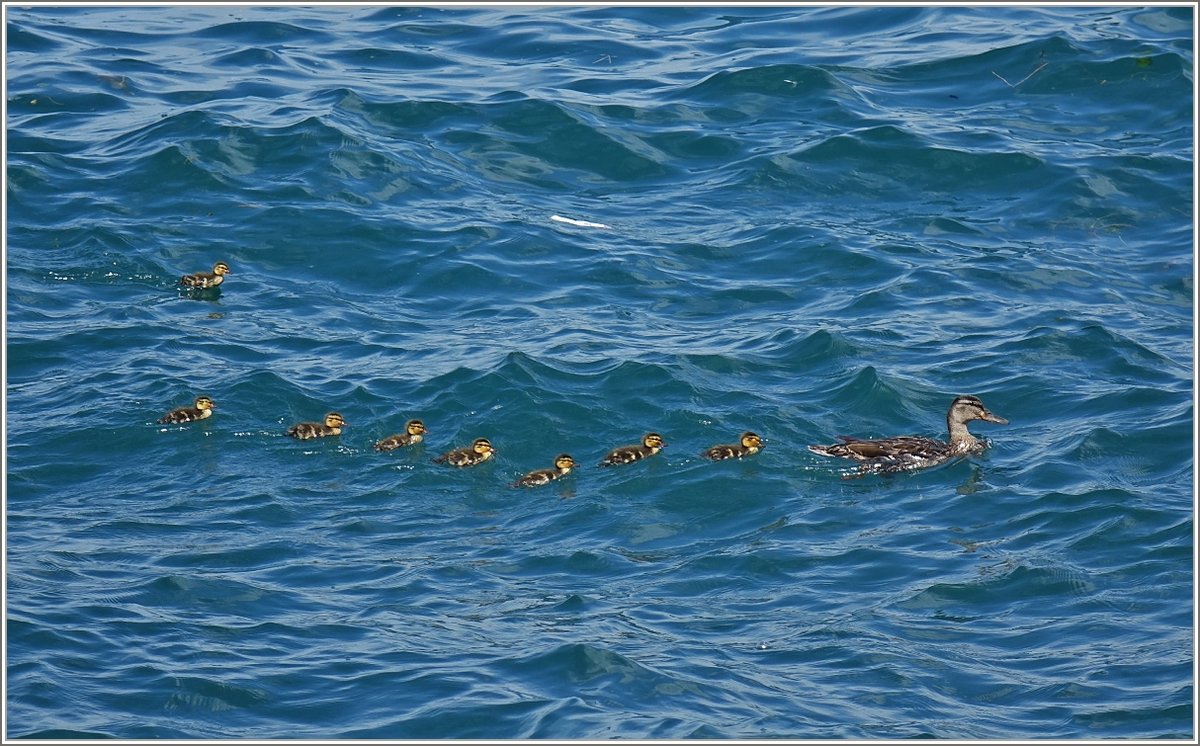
(374, 432, 421, 451)
(180, 272, 224, 289)
(288, 422, 340, 440)
(599, 445, 653, 466)
(433, 448, 492, 467)
(159, 406, 211, 424)
(702, 443, 757, 460)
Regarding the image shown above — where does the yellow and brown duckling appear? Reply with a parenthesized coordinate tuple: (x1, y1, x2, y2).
(179, 261, 231, 289)
(512, 454, 576, 488)
(599, 432, 666, 467)
(374, 419, 427, 452)
(702, 431, 765, 461)
(433, 437, 496, 468)
(287, 412, 347, 440)
(159, 396, 215, 424)
(808, 395, 1008, 475)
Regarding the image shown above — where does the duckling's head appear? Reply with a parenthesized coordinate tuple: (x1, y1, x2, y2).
(213, 262, 231, 276)
(406, 419, 426, 436)
(194, 396, 216, 411)
(554, 454, 576, 471)
(643, 433, 666, 449)
(740, 431, 763, 449)
(472, 437, 495, 455)
(948, 396, 1007, 426)
(325, 412, 348, 428)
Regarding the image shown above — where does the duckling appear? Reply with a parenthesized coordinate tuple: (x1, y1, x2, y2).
(159, 396, 215, 424)
(287, 412, 347, 440)
(808, 395, 1008, 475)
(179, 261, 231, 289)
(702, 431, 764, 461)
(433, 437, 495, 467)
(512, 454, 576, 488)
(599, 432, 666, 467)
(374, 419, 427, 452)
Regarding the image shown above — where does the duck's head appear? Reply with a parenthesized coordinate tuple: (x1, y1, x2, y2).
(472, 437, 495, 455)
(406, 419, 426, 437)
(948, 396, 1007, 427)
(554, 454, 576, 471)
(213, 262, 231, 276)
(194, 396, 216, 411)
(740, 431, 764, 449)
(324, 412, 348, 428)
(643, 433, 666, 449)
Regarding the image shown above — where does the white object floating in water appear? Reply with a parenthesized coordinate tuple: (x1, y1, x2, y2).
(550, 214, 611, 229)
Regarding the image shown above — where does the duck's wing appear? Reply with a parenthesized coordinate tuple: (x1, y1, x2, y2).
(836, 435, 899, 459)
(808, 436, 886, 460)
(844, 436, 957, 474)
(809, 435, 947, 461)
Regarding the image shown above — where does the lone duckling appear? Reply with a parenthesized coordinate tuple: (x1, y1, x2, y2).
(702, 431, 764, 461)
(159, 396, 216, 424)
(287, 412, 347, 440)
(433, 437, 495, 467)
(512, 454, 576, 488)
(374, 419, 427, 452)
(179, 261, 231, 289)
(808, 395, 1008, 475)
(599, 432, 666, 467)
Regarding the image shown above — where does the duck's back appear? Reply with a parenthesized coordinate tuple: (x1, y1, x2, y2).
(288, 422, 329, 439)
(600, 445, 649, 466)
(808, 435, 953, 472)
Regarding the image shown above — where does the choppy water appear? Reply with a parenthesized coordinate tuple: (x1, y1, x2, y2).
(5, 4, 1194, 740)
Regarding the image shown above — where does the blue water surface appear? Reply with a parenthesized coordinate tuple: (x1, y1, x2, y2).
(5, 4, 1194, 740)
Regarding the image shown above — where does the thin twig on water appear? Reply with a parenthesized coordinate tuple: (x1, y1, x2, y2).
(992, 62, 1048, 88)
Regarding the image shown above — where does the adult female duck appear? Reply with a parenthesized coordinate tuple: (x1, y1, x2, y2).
(808, 395, 1007, 475)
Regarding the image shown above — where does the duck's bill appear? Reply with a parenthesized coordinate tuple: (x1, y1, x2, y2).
(983, 413, 1009, 424)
